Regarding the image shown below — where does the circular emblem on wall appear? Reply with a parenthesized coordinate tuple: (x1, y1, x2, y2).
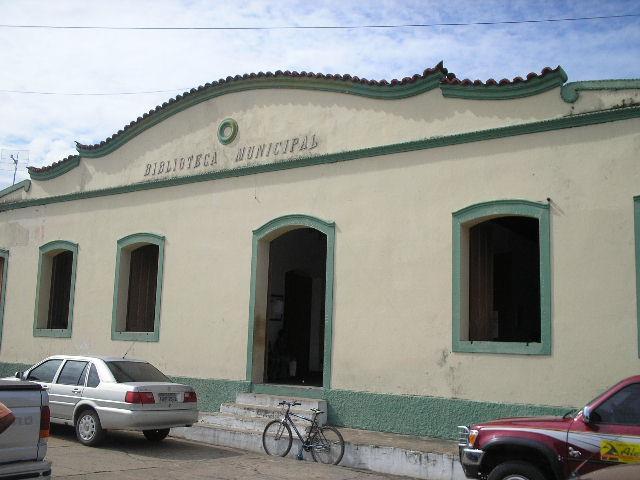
(217, 118, 238, 145)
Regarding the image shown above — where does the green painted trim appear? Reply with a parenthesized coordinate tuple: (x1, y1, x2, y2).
(0, 180, 31, 198)
(246, 214, 336, 390)
(29, 156, 80, 181)
(452, 200, 551, 355)
(217, 118, 238, 145)
(634, 197, 640, 358)
(0, 360, 572, 440)
(32, 241, 78, 339)
(111, 233, 165, 342)
(0, 250, 8, 351)
(441, 68, 567, 100)
(77, 73, 444, 159)
(2, 105, 639, 214)
(561, 79, 640, 103)
(0, 362, 30, 378)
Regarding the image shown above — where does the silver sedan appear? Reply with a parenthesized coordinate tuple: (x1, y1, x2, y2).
(16, 355, 198, 446)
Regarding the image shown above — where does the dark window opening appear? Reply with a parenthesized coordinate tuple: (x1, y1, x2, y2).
(125, 244, 159, 332)
(47, 251, 73, 329)
(468, 216, 541, 343)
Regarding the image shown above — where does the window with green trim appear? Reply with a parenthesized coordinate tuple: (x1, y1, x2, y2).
(452, 201, 551, 355)
(112, 234, 164, 342)
(34, 241, 78, 338)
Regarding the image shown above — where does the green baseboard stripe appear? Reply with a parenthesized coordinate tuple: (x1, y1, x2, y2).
(0, 362, 30, 378)
(170, 376, 251, 412)
(0, 361, 570, 440)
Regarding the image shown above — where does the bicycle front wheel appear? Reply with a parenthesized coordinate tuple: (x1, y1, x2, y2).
(310, 425, 345, 465)
(262, 420, 293, 457)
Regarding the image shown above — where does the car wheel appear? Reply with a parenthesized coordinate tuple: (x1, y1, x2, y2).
(143, 428, 170, 442)
(75, 409, 105, 447)
(488, 461, 547, 480)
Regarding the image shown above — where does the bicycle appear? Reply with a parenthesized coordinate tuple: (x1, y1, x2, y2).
(262, 400, 345, 465)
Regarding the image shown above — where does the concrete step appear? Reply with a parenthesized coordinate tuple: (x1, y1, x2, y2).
(171, 420, 466, 480)
(236, 392, 327, 411)
(197, 412, 271, 432)
(220, 402, 327, 427)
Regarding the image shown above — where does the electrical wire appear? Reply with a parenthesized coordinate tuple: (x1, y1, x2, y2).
(0, 13, 638, 30)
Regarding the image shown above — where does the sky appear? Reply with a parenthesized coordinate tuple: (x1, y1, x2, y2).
(0, 0, 638, 188)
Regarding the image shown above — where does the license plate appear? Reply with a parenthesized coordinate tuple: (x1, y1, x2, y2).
(159, 393, 177, 403)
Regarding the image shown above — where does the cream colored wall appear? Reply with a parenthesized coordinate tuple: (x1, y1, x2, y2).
(0, 117, 639, 408)
(2, 80, 640, 408)
(22, 86, 588, 201)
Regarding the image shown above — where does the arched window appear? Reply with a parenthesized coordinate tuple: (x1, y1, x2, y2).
(452, 200, 551, 355)
(112, 233, 165, 342)
(33, 241, 78, 338)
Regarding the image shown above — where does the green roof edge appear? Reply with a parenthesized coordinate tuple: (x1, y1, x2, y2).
(0, 179, 31, 198)
(441, 68, 568, 100)
(561, 79, 640, 103)
(3, 104, 639, 213)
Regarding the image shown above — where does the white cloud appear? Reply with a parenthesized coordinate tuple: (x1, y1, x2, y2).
(0, 0, 638, 188)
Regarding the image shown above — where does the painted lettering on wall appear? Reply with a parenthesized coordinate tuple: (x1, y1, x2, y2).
(143, 133, 320, 179)
(235, 134, 319, 163)
(144, 152, 217, 177)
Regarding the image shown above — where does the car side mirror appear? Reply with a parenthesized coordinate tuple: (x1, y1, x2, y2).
(14, 371, 23, 380)
(583, 406, 592, 423)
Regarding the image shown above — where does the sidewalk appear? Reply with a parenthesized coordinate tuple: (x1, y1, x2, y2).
(172, 413, 466, 480)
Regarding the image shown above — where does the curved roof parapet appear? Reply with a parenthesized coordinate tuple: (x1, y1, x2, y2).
(75, 61, 449, 158)
(28, 154, 80, 181)
(33, 62, 635, 183)
(440, 66, 568, 100)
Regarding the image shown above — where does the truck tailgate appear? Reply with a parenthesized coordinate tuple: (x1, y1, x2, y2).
(0, 381, 46, 463)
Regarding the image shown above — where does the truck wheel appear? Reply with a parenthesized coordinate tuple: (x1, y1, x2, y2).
(143, 428, 170, 441)
(75, 409, 105, 447)
(488, 461, 547, 480)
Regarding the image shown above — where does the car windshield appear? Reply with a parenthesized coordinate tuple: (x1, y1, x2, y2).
(105, 361, 170, 383)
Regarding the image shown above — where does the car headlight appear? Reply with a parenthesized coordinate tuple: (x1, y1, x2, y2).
(468, 429, 479, 447)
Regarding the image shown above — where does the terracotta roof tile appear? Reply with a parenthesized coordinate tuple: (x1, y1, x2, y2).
(441, 66, 563, 86)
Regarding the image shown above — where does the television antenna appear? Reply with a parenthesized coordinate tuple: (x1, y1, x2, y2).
(0, 150, 29, 185)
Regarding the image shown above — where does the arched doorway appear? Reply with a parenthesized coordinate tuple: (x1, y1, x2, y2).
(246, 215, 335, 390)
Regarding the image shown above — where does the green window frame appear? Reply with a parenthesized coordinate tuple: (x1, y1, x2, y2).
(0, 249, 8, 348)
(452, 200, 551, 355)
(111, 233, 165, 342)
(33, 241, 78, 338)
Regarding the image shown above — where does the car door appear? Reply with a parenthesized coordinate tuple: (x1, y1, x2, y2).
(567, 382, 640, 476)
(25, 358, 64, 408)
(49, 360, 89, 421)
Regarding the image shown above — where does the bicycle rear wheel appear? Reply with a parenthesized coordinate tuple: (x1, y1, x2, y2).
(310, 425, 345, 465)
(262, 420, 293, 457)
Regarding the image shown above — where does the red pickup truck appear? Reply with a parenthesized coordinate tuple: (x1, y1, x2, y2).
(458, 375, 640, 480)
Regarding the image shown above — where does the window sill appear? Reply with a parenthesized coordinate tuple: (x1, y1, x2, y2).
(112, 330, 159, 342)
(453, 340, 549, 355)
(33, 328, 72, 338)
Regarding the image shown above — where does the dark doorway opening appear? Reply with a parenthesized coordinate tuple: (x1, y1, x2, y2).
(265, 228, 326, 387)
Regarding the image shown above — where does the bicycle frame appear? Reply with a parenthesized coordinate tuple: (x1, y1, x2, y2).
(280, 405, 320, 447)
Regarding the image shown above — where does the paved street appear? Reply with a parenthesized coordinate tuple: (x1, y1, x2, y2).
(48, 426, 405, 479)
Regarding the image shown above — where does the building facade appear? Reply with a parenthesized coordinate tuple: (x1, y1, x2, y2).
(0, 63, 639, 438)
